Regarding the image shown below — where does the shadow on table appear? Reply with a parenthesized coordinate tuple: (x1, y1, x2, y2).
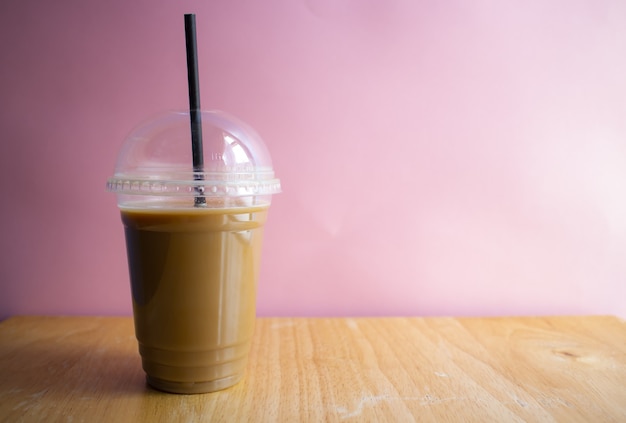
(1, 338, 148, 398)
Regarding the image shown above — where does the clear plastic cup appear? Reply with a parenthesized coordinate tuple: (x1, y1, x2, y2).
(107, 110, 280, 394)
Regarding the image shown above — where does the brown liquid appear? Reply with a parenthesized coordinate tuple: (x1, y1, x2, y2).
(121, 205, 268, 393)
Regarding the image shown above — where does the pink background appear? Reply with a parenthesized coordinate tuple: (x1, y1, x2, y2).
(1, 0, 625, 319)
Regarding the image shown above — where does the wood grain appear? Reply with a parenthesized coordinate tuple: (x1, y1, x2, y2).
(0, 316, 625, 422)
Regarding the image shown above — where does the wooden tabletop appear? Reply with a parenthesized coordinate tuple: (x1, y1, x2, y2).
(0, 315, 625, 422)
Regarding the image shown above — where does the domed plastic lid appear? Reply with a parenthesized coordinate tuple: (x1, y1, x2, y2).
(107, 110, 281, 200)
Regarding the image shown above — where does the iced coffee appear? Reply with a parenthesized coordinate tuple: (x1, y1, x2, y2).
(107, 111, 280, 393)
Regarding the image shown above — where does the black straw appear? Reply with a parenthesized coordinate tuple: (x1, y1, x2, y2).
(184, 13, 206, 206)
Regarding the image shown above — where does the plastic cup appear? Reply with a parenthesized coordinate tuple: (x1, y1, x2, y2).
(107, 110, 280, 394)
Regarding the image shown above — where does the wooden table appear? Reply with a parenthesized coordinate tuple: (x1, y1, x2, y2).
(0, 316, 625, 422)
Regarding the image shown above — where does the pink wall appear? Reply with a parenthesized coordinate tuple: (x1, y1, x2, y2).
(1, 0, 625, 319)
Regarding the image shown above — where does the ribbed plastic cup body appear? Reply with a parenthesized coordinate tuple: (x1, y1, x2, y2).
(107, 111, 280, 393)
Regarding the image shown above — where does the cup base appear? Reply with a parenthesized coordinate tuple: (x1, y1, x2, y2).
(146, 373, 243, 394)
